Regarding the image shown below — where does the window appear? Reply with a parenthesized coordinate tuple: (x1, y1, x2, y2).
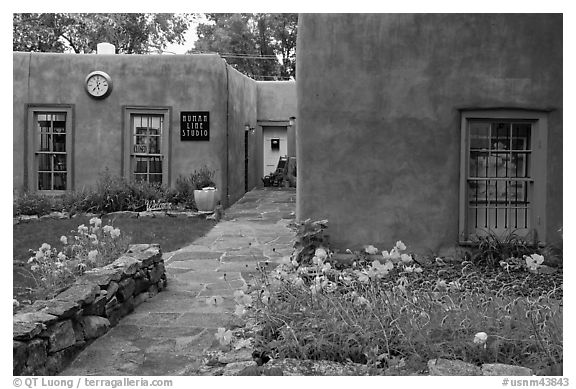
(459, 110, 548, 243)
(123, 108, 170, 185)
(27, 106, 73, 192)
(271, 138, 280, 150)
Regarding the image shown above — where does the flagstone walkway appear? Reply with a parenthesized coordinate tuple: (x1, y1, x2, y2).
(62, 188, 296, 376)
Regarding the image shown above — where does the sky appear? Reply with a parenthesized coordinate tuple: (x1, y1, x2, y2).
(162, 15, 207, 55)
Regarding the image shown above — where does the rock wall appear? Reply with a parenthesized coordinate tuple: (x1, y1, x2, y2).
(13, 244, 166, 376)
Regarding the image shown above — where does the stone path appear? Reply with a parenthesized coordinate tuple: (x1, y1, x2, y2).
(61, 188, 296, 376)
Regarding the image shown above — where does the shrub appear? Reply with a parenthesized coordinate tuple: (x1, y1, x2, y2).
(190, 166, 216, 190)
(27, 217, 129, 296)
(470, 231, 535, 268)
(169, 175, 197, 208)
(14, 191, 53, 216)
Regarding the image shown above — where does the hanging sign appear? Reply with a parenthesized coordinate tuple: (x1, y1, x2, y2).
(181, 111, 210, 141)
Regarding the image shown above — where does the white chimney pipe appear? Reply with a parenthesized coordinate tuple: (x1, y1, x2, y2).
(97, 42, 116, 54)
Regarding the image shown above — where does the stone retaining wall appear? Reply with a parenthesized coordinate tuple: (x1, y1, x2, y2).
(13, 244, 166, 376)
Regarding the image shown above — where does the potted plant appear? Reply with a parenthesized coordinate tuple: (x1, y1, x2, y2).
(191, 166, 218, 212)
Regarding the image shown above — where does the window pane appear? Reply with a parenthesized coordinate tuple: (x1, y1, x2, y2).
(53, 134, 66, 152)
(39, 134, 51, 151)
(149, 157, 162, 173)
(470, 122, 489, 149)
(512, 123, 531, 150)
(150, 116, 161, 130)
(38, 173, 51, 190)
(53, 121, 66, 133)
(149, 136, 160, 154)
(135, 127, 147, 136)
(54, 154, 66, 171)
(38, 120, 51, 133)
(492, 122, 510, 150)
(53, 173, 66, 190)
(149, 174, 162, 184)
(38, 154, 52, 171)
(135, 157, 148, 173)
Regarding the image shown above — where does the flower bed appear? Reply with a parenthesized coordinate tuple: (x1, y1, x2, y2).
(13, 244, 166, 376)
(202, 220, 562, 376)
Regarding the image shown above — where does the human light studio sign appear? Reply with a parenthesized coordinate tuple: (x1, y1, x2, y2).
(180, 111, 210, 141)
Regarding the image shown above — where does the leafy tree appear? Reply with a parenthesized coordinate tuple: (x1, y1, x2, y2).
(193, 13, 297, 80)
(13, 13, 193, 54)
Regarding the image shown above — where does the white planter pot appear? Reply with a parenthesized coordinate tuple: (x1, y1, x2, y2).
(194, 188, 218, 212)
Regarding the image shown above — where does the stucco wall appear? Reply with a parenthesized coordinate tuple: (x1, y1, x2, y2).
(226, 66, 258, 205)
(296, 14, 562, 253)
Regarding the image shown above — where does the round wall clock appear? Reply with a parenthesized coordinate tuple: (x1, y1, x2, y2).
(85, 71, 113, 99)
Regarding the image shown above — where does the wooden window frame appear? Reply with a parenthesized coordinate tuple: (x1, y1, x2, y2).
(26, 104, 74, 193)
(459, 109, 548, 245)
(122, 106, 171, 186)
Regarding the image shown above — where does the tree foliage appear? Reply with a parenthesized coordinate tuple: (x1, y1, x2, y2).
(13, 13, 192, 54)
(193, 13, 297, 80)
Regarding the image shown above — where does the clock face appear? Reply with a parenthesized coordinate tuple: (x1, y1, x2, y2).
(85, 71, 112, 99)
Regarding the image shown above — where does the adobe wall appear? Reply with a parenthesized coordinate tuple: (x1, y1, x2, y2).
(296, 14, 562, 253)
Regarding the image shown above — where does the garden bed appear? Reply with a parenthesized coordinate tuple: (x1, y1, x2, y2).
(13, 211, 216, 306)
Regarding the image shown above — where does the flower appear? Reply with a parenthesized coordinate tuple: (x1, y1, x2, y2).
(233, 290, 252, 306)
(60, 236, 68, 245)
(215, 327, 233, 346)
(57, 252, 67, 261)
(77, 224, 88, 234)
(87, 250, 99, 262)
(390, 248, 401, 261)
(234, 304, 247, 317)
(110, 228, 121, 239)
(354, 296, 370, 306)
(40, 243, 51, 252)
(372, 260, 393, 276)
(400, 253, 413, 264)
(365, 245, 379, 255)
(13, 299, 20, 308)
(30, 265, 39, 272)
(381, 250, 391, 260)
(293, 277, 305, 288)
(314, 247, 328, 260)
(27, 257, 34, 264)
(473, 332, 488, 345)
(524, 254, 544, 271)
(395, 241, 407, 251)
(89, 217, 102, 228)
(103, 225, 114, 234)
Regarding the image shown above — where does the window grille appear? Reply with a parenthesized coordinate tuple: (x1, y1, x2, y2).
(131, 114, 163, 184)
(35, 112, 68, 190)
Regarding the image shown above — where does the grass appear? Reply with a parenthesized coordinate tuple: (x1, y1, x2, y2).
(13, 214, 216, 302)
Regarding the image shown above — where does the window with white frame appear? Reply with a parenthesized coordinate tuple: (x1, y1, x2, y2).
(459, 110, 548, 243)
(27, 106, 73, 192)
(123, 108, 170, 185)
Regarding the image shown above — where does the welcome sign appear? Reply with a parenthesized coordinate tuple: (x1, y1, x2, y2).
(180, 111, 210, 141)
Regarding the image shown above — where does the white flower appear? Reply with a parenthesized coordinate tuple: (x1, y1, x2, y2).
(215, 327, 233, 346)
(365, 245, 379, 255)
(314, 247, 328, 260)
(234, 304, 247, 317)
(13, 299, 20, 308)
(473, 332, 488, 345)
(30, 265, 39, 272)
(57, 252, 67, 261)
(103, 225, 114, 234)
(27, 257, 35, 264)
(60, 235, 68, 245)
(381, 250, 391, 260)
(293, 277, 305, 287)
(400, 253, 413, 264)
(110, 228, 121, 239)
(524, 254, 544, 271)
(77, 224, 88, 234)
(88, 250, 99, 262)
(89, 217, 102, 228)
(40, 243, 51, 252)
(390, 248, 401, 261)
(395, 241, 407, 251)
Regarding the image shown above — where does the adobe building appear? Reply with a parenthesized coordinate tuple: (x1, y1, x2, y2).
(13, 49, 296, 208)
(296, 14, 563, 254)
